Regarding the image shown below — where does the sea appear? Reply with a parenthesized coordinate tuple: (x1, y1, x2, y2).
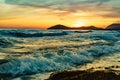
(0, 29, 120, 80)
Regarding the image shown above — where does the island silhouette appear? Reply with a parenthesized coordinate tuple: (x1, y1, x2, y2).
(48, 23, 120, 30)
(106, 23, 120, 30)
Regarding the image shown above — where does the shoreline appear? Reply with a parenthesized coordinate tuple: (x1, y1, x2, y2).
(47, 53, 120, 80)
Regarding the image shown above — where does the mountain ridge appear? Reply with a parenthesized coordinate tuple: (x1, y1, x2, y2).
(48, 24, 103, 30)
(48, 23, 120, 30)
(106, 23, 120, 30)
(48, 24, 70, 29)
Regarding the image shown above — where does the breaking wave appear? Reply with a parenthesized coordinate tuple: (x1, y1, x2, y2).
(0, 30, 120, 78)
(0, 30, 68, 37)
(0, 41, 120, 77)
(0, 37, 13, 48)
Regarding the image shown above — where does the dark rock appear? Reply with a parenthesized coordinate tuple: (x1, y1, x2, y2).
(47, 70, 120, 80)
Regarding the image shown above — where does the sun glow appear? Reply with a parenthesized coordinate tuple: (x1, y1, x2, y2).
(73, 21, 85, 27)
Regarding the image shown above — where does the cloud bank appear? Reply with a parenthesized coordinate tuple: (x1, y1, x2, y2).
(4, 0, 120, 18)
(0, 0, 120, 28)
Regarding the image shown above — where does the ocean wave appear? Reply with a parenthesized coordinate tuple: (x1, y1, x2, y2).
(0, 30, 68, 37)
(0, 30, 120, 78)
(89, 31, 120, 41)
(0, 37, 13, 48)
(0, 42, 119, 77)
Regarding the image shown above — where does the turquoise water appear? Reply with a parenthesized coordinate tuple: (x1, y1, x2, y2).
(0, 30, 120, 80)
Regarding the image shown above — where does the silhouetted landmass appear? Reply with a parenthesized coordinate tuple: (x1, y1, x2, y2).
(48, 24, 103, 30)
(72, 26, 103, 30)
(48, 24, 70, 29)
(47, 70, 120, 80)
(106, 23, 120, 30)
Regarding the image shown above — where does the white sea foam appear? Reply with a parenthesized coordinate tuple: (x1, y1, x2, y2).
(0, 30, 120, 79)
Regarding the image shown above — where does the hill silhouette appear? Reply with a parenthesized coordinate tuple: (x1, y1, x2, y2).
(48, 24, 103, 30)
(48, 24, 70, 29)
(73, 26, 103, 30)
(106, 23, 120, 30)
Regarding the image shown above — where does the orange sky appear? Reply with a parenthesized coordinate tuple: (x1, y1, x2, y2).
(0, 0, 120, 29)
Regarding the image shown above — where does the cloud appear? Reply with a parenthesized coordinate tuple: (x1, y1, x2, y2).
(4, 0, 113, 13)
(5, 0, 111, 5)
(4, 0, 114, 14)
(1, 0, 120, 19)
(5, 0, 111, 9)
(78, 0, 111, 4)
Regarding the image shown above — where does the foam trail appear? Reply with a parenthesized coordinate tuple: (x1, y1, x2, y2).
(0, 30, 120, 79)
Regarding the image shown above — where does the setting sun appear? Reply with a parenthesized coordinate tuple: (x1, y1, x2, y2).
(0, 0, 120, 29)
(0, 0, 120, 79)
(73, 21, 85, 27)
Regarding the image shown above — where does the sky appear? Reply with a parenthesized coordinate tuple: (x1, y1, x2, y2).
(0, 0, 120, 29)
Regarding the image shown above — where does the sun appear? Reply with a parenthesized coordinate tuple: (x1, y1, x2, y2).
(73, 21, 85, 27)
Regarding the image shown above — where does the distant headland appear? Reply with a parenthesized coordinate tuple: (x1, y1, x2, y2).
(48, 23, 120, 30)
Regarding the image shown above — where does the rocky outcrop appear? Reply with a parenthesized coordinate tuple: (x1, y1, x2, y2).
(47, 70, 120, 80)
